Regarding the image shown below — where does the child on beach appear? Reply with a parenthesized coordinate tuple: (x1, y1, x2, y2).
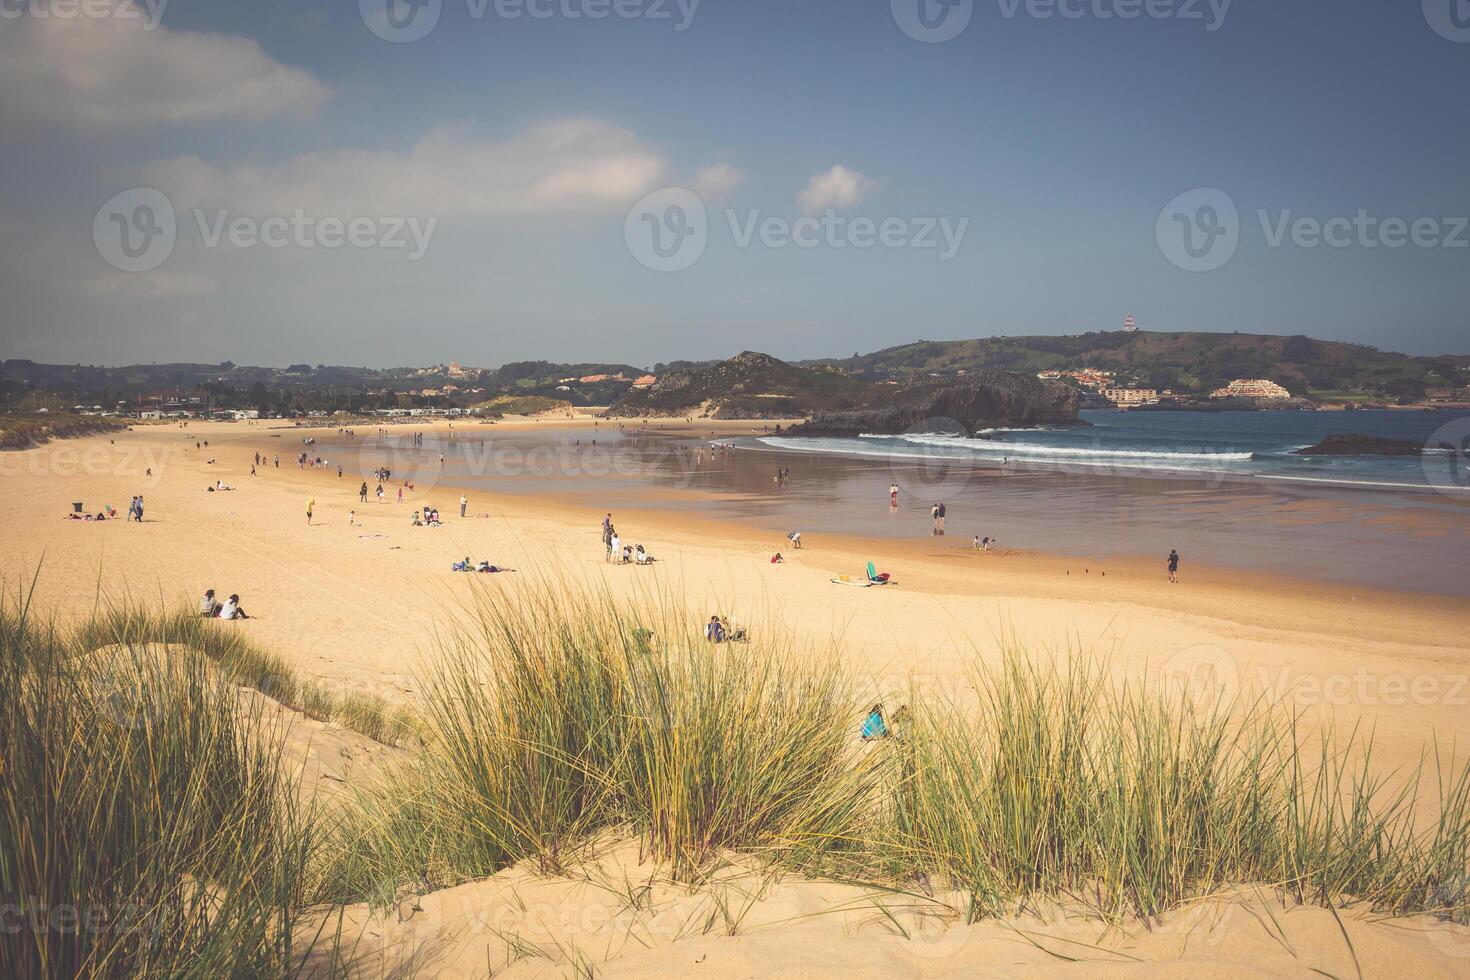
(306, 498, 315, 524)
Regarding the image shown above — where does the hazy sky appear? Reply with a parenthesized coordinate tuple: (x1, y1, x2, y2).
(1, 0, 1467, 368)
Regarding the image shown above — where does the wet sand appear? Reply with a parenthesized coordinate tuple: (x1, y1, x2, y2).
(332, 419, 1470, 597)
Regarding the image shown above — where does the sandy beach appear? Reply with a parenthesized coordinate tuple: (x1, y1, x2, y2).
(5, 417, 1470, 975)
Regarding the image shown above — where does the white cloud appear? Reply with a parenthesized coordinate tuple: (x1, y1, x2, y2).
(0, 11, 331, 132)
(797, 165, 878, 215)
(691, 163, 744, 202)
(142, 119, 667, 217)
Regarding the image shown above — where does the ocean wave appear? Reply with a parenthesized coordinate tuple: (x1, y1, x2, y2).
(892, 436, 1254, 462)
(756, 435, 1251, 465)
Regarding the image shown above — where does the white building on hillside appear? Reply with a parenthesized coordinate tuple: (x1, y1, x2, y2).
(1211, 379, 1291, 400)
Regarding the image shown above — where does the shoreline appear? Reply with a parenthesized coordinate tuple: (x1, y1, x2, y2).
(3, 418, 1465, 770)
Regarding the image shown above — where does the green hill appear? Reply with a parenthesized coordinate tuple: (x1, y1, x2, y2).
(813, 332, 1468, 399)
(608, 351, 873, 419)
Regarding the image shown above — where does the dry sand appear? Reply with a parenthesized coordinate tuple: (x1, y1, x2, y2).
(4, 418, 1470, 976)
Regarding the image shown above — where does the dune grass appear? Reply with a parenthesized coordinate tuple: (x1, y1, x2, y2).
(72, 603, 418, 746)
(0, 592, 324, 978)
(9, 578, 1469, 974)
(885, 652, 1470, 924)
(324, 581, 885, 903)
(330, 583, 1470, 934)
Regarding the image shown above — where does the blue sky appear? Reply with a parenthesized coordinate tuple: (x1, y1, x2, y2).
(1, 0, 1466, 367)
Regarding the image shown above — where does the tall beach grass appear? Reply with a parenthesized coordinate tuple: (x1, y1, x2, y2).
(72, 604, 417, 746)
(8, 577, 1469, 975)
(332, 583, 1470, 932)
(0, 593, 325, 978)
(326, 580, 885, 903)
(885, 652, 1470, 924)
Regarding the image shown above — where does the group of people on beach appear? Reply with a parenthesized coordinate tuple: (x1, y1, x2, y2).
(199, 589, 248, 620)
(451, 556, 509, 574)
(600, 514, 656, 564)
(704, 615, 746, 643)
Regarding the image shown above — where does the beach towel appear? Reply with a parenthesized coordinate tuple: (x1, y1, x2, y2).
(861, 710, 888, 739)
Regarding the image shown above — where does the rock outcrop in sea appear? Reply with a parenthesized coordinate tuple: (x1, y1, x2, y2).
(792, 372, 1080, 436)
(1294, 433, 1426, 456)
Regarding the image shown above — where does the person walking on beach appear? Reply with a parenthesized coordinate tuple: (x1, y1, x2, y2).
(397, 486, 404, 504)
(459, 494, 468, 518)
(376, 483, 385, 503)
(273, 453, 279, 468)
(1167, 549, 1180, 584)
(306, 497, 315, 525)
(931, 504, 941, 534)
(936, 502, 946, 533)
(134, 496, 143, 522)
(608, 530, 621, 563)
(359, 482, 368, 503)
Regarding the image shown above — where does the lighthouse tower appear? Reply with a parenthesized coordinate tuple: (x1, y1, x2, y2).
(1122, 313, 1137, 333)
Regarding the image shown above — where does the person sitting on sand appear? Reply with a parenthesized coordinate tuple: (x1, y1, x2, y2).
(861, 704, 889, 740)
(721, 616, 747, 642)
(634, 544, 654, 564)
(411, 510, 422, 526)
(771, 552, 784, 563)
(217, 594, 248, 620)
(705, 615, 725, 644)
(200, 589, 219, 617)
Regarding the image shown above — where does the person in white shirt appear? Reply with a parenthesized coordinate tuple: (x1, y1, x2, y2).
(609, 532, 621, 562)
(460, 494, 468, 518)
(217, 594, 249, 620)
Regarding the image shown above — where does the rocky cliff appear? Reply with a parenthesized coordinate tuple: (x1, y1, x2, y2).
(607, 353, 1079, 432)
(791, 372, 1080, 436)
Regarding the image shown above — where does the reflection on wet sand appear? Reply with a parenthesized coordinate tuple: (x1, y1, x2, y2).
(329, 424, 1470, 598)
